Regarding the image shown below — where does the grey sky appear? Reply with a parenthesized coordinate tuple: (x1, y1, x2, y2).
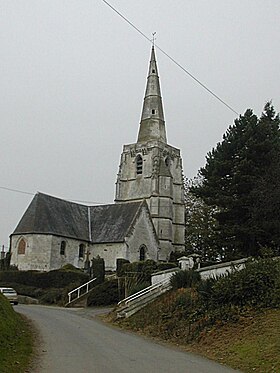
(1, 0, 280, 249)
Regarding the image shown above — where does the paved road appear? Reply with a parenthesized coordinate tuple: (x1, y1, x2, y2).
(17, 305, 239, 373)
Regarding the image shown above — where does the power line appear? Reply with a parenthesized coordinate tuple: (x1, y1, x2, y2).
(0, 186, 106, 205)
(0, 185, 183, 207)
(0, 186, 34, 196)
(101, 0, 240, 116)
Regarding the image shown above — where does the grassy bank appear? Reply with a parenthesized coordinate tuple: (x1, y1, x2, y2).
(112, 259, 280, 372)
(0, 294, 34, 373)
(188, 308, 280, 372)
(114, 291, 279, 373)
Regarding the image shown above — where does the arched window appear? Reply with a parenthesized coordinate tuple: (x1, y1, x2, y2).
(165, 156, 170, 167)
(60, 241, 66, 255)
(79, 244, 85, 259)
(139, 245, 146, 261)
(18, 238, 26, 255)
(136, 155, 143, 175)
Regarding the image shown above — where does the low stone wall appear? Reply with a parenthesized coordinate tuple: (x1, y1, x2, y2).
(151, 267, 179, 285)
(151, 258, 249, 284)
(197, 258, 248, 280)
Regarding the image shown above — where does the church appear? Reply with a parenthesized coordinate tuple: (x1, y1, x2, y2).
(10, 47, 185, 271)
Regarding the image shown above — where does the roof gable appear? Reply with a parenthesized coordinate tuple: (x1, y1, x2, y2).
(12, 193, 89, 241)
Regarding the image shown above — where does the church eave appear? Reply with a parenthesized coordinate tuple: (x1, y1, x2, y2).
(10, 231, 91, 243)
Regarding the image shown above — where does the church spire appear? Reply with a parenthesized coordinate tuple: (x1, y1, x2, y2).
(137, 46, 167, 143)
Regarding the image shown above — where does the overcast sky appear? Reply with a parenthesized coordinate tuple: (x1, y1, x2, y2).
(1, 0, 280, 249)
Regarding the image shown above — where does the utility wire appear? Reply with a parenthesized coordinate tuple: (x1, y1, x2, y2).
(0, 185, 181, 207)
(102, 0, 240, 116)
(0, 186, 106, 205)
(0, 186, 34, 196)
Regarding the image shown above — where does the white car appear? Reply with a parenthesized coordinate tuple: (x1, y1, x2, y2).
(0, 287, 18, 305)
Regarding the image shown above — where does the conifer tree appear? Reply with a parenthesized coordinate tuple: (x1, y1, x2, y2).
(192, 102, 280, 259)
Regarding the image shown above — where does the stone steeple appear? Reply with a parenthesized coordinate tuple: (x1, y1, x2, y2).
(137, 47, 167, 143)
(115, 46, 185, 260)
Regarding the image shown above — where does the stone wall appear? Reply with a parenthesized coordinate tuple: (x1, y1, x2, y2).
(197, 258, 248, 280)
(10, 234, 89, 271)
(125, 204, 158, 263)
(10, 234, 53, 271)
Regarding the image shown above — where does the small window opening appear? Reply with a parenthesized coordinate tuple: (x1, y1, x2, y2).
(165, 157, 170, 167)
(60, 241, 66, 255)
(18, 238, 26, 255)
(152, 109, 156, 114)
(79, 244, 85, 259)
(136, 155, 143, 175)
(139, 245, 146, 261)
(152, 69, 155, 73)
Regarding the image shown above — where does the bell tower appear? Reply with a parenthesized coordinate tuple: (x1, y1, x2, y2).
(115, 47, 185, 260)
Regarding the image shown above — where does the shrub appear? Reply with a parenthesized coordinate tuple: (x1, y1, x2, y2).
(87, 279, 119, 306)
(174, 289, 193, 310)
(0, 269, 89, 289)
(170, 270, 201, 290)
(169, 251, 189, 262)
(156, 262, 178, 271)
(196, 278, 216, 307)
(197, 258, 280, 310)
(127, 281, 150, 297)
(121, 260, 157, 283)
(39, 288, 65, 305)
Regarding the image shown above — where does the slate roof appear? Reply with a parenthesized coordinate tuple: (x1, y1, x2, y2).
(90, 203, 143, 243)
(12, 192, 144, 243)
(12, 193, 89, 241)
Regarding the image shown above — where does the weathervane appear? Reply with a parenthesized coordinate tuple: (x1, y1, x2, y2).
(152, 31, 156, 46)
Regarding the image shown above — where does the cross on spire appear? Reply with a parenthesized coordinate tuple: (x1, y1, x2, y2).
(152, 31, 156, 46)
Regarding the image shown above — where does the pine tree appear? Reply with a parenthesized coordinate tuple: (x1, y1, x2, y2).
(192, 102, 280, 259)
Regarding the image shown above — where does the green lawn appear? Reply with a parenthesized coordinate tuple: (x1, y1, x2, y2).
(0, 294, 34, 373)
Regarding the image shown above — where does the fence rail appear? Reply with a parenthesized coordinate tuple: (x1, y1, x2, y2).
(118, 278, 170, 307)
(68, 277, 97, 304)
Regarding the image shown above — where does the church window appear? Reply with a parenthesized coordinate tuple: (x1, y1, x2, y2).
(79, 244, 85, 259)
(139, 245, 147, 261)
(136, 155, 143, 175)
(152, 69, 155, 73)
(18, 238, 26, 255)
(165, 157, 170, 167)
(152, 109, 156, 114)
(60, 241, 66, 255)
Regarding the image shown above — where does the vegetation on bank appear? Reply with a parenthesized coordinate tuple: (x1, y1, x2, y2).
(0, 264, 89, 305)
(113, 258, 280, 372)
(0, 294, 34, 373)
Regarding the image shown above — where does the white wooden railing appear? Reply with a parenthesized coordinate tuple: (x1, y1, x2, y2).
(67, 277, 97, 304)
(117, 278, 171, 308)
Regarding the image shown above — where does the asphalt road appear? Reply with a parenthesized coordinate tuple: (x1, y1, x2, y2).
(17, 305, 239, 373)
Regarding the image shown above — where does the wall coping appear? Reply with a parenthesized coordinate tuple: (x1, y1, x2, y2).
(197, 257, 249, 273)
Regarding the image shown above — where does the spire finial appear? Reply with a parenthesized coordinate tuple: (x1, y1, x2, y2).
(152, 32, 156, 47)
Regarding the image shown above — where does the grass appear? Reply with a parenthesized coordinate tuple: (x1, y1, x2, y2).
(189, 308, 280, 372)
(112, 290, 280, 373)
(0, 294, 34, 373)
